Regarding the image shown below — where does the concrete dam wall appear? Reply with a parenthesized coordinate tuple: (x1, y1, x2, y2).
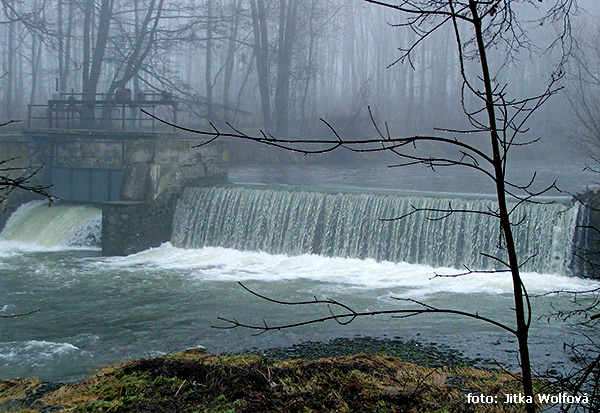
(0, 130, 227, 255)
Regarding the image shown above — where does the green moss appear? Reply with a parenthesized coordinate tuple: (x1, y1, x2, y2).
(200, 394, 247, 413)
(1, 351, 548, 412)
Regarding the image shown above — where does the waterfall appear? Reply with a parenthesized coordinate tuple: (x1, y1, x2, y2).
(0, 201, 102, 248)
(172, 186, 574, 273)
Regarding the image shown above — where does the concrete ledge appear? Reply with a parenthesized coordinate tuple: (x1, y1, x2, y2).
(102, 198, 176, 256)
(23, 128, 178, 140)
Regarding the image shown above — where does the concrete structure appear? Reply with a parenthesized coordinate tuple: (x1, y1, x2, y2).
(570, 190, 600, 278)
(0, 130, 227, 255)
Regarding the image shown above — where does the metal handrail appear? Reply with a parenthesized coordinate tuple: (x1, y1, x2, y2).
(27, 96, 178, 132)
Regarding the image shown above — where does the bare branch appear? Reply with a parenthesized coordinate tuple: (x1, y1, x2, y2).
(213, 284, 516, 336)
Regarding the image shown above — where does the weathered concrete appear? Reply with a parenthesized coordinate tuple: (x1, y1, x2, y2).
(118, 137, 227, 202)
(1, 131, 228, 255)
(0, 133, 50, 230)
(102, 199, 174, 256)
(571, 189, 600, 278)
(16, 129, 227, 202)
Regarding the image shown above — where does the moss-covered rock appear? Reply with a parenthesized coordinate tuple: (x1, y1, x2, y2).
(0, 349, 551, 412)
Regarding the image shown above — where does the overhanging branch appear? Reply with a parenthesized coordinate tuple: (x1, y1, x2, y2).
(212, 283, 517, 336)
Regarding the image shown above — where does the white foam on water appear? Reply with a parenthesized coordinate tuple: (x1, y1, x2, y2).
(172, 186, 574, 274)
(102, 243, 600, 296)
(0, 340, 80, 363)
(0, 201, 101, 251)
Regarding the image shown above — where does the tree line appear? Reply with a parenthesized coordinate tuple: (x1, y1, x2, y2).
(0, 0, 590, 142)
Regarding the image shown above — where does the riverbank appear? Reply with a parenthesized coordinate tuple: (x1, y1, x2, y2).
(249, 336, 471, 368)
(0, 337, 547, 412)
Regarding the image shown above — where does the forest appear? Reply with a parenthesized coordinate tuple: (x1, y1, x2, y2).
(1, 0, 598, 155)
(3, 2, 600, 412)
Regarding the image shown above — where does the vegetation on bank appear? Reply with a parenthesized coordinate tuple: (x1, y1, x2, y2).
(0, 347, 548, 413)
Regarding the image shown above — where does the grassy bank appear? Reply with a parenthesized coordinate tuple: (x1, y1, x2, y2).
(0, 344, 546, 413)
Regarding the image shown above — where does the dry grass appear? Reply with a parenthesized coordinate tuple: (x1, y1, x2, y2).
(0, 378, 42, 403)
(0, 350, 547, 412)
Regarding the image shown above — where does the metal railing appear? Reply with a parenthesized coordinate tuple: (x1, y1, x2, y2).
(27, 92, 178, 132)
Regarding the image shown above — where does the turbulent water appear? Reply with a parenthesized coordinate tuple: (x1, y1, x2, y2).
(172, 186, 574, 273)
(0, 194, 598, 383)
(0, 201, 101, 249)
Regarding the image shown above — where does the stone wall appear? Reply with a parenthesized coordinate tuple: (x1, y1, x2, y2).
(571, 189, 600, 278)
(1, 131, 228, 255)
(119, 137, 227, 202)
(15, 130, 228, 202)
(102, 198, 176, 256)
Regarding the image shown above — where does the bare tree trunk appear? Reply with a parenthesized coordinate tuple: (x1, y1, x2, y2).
(30, 33, 43, 104)
(81, 0, 94, 126)
(300, 0, 318, 125)
(274, 0, 299, 137)
(467, 1, 534, 410)
(222, 0, 242, 120)
(82, 0, 91, 93)
(233, 50, 256, 124)
(205, 0, 214, 122)
(3, 0, 16, 119)
(16, 30, 24, 114)
(64, 0, 74, 92)
(133, 0, 140, 98)
(58, 0, 64, 92)
(341, 6, 355, 105)
(250, 0, 272, 132)
(109, 0, 164, 95)
(82, 0, 113, 97)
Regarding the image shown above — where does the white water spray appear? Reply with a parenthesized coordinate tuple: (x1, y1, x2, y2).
(0, 201, 101, 249)
(172, 186, 574, 273)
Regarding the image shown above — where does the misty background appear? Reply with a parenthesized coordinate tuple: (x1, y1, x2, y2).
(2, 0, 600, 168)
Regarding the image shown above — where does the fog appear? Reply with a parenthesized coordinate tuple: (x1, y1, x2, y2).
(2, 0, 600, 165)
(3, 2, 600, 402)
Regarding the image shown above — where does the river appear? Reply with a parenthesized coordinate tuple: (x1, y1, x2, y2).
(0, 163, 598, 383)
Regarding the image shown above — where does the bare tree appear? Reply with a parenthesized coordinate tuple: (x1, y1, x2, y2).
(566, 24, 600, 164)
(104, 0, 166, 98)
(221, 0, 242, 120)
(273, 0, 300, 137)
(0, 120, 52, 209)
(146, 1, 575, 411)
(0, 0, 48, 117)
(546, 286, 600, 412)
(80, 0, 115, 126)
(546, 25, 600, 411)
(250, 0, 272, 132)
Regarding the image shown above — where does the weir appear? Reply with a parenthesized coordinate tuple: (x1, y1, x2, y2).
(0, 201, 101, 248)
(172, 185, 575, 274)
(0, 184, 587, 275)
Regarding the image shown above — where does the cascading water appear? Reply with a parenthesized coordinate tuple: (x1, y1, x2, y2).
(172, 186, 574, 274)
(0, 201, 102, 248)
(0, 185, 597, 384)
